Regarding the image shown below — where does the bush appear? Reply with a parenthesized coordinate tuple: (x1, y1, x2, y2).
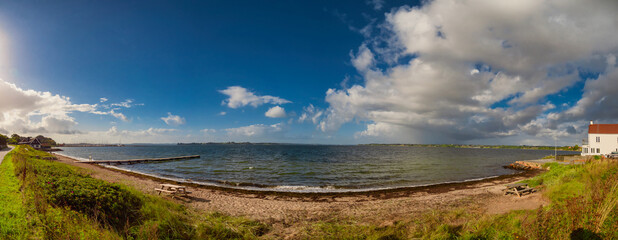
(9, 145, 145, 232)
(8, 145, 270, 239)
(38, 175, 143, 231)
(0, 134, 7, 147)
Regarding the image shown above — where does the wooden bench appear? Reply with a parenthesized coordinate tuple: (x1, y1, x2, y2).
(155, 184, 192, 198)
(504, 183, 535, 197)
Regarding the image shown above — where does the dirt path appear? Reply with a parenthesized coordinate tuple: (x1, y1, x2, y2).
(54, 154, 548, 236)
(0, 146, 14, 165)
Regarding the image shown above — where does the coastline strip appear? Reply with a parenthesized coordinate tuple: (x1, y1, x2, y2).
(73, 155, 200, 164)
(54, 152, 540, 197)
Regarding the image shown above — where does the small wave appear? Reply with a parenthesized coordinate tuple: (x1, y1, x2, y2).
(271, 185, 337, 191)
(96, 164, 509, 193)
(56, 152, 513, 193)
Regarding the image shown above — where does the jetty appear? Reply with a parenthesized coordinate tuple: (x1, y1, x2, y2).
(75, 155, 200, 165)
(505, 154, 587, 170)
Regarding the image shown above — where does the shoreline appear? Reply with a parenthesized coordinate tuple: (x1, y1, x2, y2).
(51, 152, 550, 237)
(54, 152, 541, 199)
(100, 164, 544, 198)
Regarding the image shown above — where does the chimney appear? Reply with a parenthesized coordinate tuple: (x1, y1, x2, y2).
(590, 120, 594, 125)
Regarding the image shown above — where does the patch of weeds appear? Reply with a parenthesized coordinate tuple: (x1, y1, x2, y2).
(196, 212, 270, 239)
(0, 151, 28, 239)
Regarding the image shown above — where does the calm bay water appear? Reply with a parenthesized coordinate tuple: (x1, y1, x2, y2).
(59, 144, 577, 192)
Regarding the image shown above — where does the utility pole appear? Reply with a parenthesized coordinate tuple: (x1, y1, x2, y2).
(554, 136, 557, 161)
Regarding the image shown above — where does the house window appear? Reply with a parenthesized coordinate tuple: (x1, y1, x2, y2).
(597, 148, 600, 153)
(583, 148, 588, 153)
(596, 136, 601, 142)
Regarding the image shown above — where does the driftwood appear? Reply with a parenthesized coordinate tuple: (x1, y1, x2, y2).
(504, 183, 536, 197)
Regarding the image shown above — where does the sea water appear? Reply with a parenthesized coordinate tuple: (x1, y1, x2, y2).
(59, 144, 577, 192)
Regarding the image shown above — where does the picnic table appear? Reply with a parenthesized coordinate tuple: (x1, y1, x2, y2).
(504, 182, 535, 197)
(155, 184, 192, 198)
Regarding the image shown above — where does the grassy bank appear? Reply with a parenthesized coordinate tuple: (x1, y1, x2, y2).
(2, 146, 616, 239)
(0, 145, 268, 239)
(297, 160, 618, 239)
(0, 149, 27, 239)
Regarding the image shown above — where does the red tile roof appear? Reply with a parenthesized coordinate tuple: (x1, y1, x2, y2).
(589, 124, 618, 134)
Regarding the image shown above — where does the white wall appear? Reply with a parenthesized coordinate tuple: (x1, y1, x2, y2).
(582, 133, 618, 155)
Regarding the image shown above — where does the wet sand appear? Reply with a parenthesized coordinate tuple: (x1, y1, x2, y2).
(53, 153, 548, 237)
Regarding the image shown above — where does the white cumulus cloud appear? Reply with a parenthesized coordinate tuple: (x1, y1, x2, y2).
(0, 79, 98, 135)
(225, 123, 283, 137)
(161, 112, 186, 126)
(109, 110, 128, 122)
(106, 126, 177, 137)
(265, 106, 287, 118)
(109, 99, 143, 109)
(298, 104, 324, 124)
(201, 129, 216, 134)
(319, 0, 618, 143)
(65, 126, 186, 144)
(351, 44, 375, 72)
(219, 86, 291, 109)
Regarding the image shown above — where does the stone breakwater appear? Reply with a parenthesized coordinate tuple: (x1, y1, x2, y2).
(504, 161, 544, 170)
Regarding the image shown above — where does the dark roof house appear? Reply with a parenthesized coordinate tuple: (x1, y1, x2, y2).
(19, 137, 42, 149)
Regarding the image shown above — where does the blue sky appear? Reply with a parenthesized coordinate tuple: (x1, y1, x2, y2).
(0, 0, 617, 145)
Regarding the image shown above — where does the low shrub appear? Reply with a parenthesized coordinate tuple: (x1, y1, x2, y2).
(7, 145, 270, 239)
(9, 145, 144, 232)
(41, 175, 143, 231)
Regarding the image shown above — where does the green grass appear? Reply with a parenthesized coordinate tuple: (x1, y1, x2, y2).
(298, 219, 408, 240)
(195, 212, 270, 239)
(521, 161, 618, 239)
(299, 161, 618, 239)
(4, 145, 617, 239)
(0, 150, 28, 239)
(4, 145, 269, 239)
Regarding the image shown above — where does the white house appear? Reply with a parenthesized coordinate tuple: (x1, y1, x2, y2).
(581, 121, 618, 156)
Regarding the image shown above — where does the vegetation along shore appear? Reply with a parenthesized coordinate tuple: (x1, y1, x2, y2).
(0, 145, 615, 239)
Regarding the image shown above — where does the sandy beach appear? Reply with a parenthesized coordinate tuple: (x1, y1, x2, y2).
(54, 154, 547, 237)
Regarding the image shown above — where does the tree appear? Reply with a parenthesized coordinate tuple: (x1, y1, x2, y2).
(0, 134, 7, 146)
(9, 134, 20, 144)
(36, 135, 57, 146)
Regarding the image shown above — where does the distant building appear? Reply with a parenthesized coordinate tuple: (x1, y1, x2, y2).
(581, 121, 618, 156)
(18, 137, 42, 149)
